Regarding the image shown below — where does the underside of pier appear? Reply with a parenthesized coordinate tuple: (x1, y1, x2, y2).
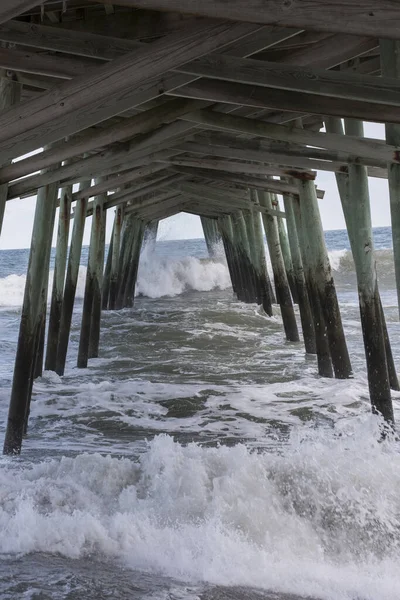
(2, 0, 400, 453)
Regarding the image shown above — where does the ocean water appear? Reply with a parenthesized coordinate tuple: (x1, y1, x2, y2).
(0, 227, 400, 600)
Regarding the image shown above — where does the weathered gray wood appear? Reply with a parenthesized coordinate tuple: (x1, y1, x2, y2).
(201, 216, 222, 259)
(123, 220, 145, 308)
(168, 164, 322, 197)
(0, 98, 200, 184)
(170, 76, 400, 125)
(380, 39, 400, 323)
(102, 218, 114, 311)
(108, 205, 124, 310)
(55, 180, 91, 376)
(89, 188, 107, 358)
(0, 75, 21, 237)
(178, 53, 400, 109)
(45, 181, 73, 372)
(0, 1, 41, 24)
(99, 0, 400, 40)
(77, 188, 105, 368)
(297, 178, 352, 379)
(258, 190, 299, 341)
(0, 21, 257, 165)
(143, 220, 159, 254)
(183, 109, 400, 165)
(282, 192, 316, 354)
(163, 155, 314, 180)
(0, 19, 141, 59)
(326, 116, 397, 420)
(250, 199, 274, 316)
(275, 205, 298, 304)
(3, 177, 59, 455)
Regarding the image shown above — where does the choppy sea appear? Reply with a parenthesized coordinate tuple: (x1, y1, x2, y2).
(0, 226, 400, 600)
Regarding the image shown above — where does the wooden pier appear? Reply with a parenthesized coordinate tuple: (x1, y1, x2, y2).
(2, 0, 400, 453)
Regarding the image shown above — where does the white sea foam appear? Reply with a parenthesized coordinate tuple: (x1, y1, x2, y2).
(0, 427, 399, 600)
(0, 266, 87, 308)
(136, 255, 231, 298)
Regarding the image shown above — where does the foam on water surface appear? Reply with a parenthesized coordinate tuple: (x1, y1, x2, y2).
(0, 230, 400, 599)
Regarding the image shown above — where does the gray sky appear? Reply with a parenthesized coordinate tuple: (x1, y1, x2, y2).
(0, 122, 391, 249)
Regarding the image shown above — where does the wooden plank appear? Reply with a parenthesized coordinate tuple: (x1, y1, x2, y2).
(98, 1, 400, 41)
(0, 20, 257, 165)
(168, 164, 310, 195)
(169, 77, 400, 125)
(0, 47, 98, 80)
(176, 141, 387, 178)
(0, 1, 42, 24)
(162, 155, 315, 180)
(0, 99, 195, 185)
(177, 53, 400, 108)
(191, 131, 389, 169)
(0, 19, 140, 59)
(183, 108, 400, 164)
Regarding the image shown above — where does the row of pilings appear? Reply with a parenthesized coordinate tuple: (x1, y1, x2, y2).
(2, 169, 398, 454)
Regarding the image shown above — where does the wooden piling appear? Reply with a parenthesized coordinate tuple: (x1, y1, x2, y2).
(282, 192, 316, 354)
(218, 215, 240, 297)
(102, 220, 114, 311)
(274, 201, 298, 304)
(258, 190, 299, 341)
(77, 189, 105, 368)
(89, 196, 107, 359)
(325, 116, 396, 421)
(124, 219, 145, 308)
(109, 205, 124, 310)
(291, 192, 333, 376)
(0, 73, 21, 238)
(231, 210, 258, 303)
(45, 183, 73, 371)
(55, 181, 91, 375)
(296, 179, 352, 379)
(380, 39, 400, 320)
(249, 199, 274, 316)
(115, 214, 137, 309)
(3, 179, 59, 454)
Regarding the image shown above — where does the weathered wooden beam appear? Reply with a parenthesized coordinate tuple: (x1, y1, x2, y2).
(176, 140, 388, 179)
(178, 53, 400, 109)
(168, 164, 322, 197)
(0, 21, 257, 165)
(0, 1, 41, 24)
(162, 155, 314, 180)
(169, 76, 400, 125)
(0, 75, 21, 237)
(99, 1, 400, 41)
(0, 98, 201, 185)
(183, 109, 400, 165)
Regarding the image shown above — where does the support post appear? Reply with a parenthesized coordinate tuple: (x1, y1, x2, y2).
(3, 179, 58, 455)
(109, 205, 124, 310)
(325, 116, 396, 421)
(282, 192, 316, 354)
(45, 182, 72, 371)
(258, 190, 299, 341)
(102, 220, 114, 311)
(250, 199, 274, 316)
(77, 190, 105, 368)
(380, 39, 400, 320)
(296, 179, 352, 379)
(274, 199, 298, 304)
(231, 211, 258, 303)
(89, 196, 107, 358)
(0, 73, 21, 237)
(124, 219, 145, 308)
(55, 180, 91, 375)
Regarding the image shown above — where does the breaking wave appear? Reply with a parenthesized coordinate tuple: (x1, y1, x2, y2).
(0, 247, 396, 308)
(0, 425, 399, 600)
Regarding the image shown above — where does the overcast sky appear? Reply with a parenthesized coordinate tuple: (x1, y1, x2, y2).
(0, 122, 391, 250)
